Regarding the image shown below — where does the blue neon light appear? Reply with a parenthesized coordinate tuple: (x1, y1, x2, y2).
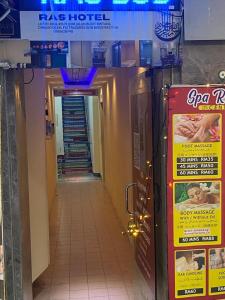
(41, 0, 172, 5)
(61, 68, 97, 87)
(112, 0, 129, 4)
(41, 0, 66, 3)
(153, 0, 169, 3)
(77, 0, 101, 3)
(55, 0, 66, 3)
(41, 0, 171, 3)
(25, 0, 179, 11)
(133, 0, 149, 3)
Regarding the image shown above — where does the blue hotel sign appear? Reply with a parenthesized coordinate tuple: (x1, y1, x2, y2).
(19, 0, 180, 11)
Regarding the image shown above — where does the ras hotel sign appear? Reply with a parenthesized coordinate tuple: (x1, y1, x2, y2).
(19, 0, 180, 41)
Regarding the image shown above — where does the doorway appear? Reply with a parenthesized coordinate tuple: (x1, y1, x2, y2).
(35, 67, 156, 300)
(54, 91, 103, 179)
(1, 67, 158, 300)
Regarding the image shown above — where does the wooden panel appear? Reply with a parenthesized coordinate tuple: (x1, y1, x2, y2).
(131, 90, 155, 299)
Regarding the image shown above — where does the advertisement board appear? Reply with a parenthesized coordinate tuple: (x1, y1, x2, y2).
(20, 11, 154, 41)
(31, 41, 69, 53)
(0, 1, 182, 69)
(167, 86, 225, 299)
(19, 10, 181, 68)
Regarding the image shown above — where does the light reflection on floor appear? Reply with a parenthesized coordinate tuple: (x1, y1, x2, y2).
(58, 174, 101, 183)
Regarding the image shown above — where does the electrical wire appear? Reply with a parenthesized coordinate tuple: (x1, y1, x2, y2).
(151, 85, 169, 213)
(177, 4, 184, 64)
(24, 68, 35, 85)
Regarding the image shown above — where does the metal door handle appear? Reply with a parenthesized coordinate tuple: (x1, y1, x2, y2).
(125, 183, 137, 216)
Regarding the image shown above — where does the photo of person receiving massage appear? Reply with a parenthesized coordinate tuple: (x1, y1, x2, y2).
(175, 181, 220, 210)
(209, 248, 225, 269)
(174, 113, 221, 143)
(176, 250, 206, 272)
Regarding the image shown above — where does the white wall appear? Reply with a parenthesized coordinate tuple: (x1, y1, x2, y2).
(24, 69, 50, 282)
(101, 69, 134, 229)
(87, 96, 103, 175)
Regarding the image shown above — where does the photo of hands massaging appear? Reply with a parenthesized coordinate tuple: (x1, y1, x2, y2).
(174, 113, 221, 143)
(175, 181, 220, 210)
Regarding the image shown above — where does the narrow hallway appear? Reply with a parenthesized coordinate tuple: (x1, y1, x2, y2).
(34, 180, 138, 300)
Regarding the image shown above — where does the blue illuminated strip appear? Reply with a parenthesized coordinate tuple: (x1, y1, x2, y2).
(153, 0, 169, 3)
(41, 0, 66, 3)
(30, 0, 179, 10)
(133, 0, 149, 3)
(113, 0, 149, 3)
(112, 0, 129, 3)
(41, 0, 172, 5)
(77, 0, 101, 3)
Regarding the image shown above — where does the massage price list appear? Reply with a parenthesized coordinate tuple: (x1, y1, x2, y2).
(176, 156, 219, 177)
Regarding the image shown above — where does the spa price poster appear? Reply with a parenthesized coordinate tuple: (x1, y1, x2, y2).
(167, 85, 225, 299)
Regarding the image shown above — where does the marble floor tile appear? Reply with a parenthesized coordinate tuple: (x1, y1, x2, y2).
(33, 180, 144, 300)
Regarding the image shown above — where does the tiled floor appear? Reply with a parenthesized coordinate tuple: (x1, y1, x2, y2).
(33, 180, 143, 300)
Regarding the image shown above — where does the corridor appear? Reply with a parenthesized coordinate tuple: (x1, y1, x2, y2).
(33, 180, 141, 300)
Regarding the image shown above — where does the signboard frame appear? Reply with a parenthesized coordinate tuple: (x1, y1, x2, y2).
(167, 85, 225, 300)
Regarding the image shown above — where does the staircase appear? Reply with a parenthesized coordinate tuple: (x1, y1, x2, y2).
(61, 96, 92, 176)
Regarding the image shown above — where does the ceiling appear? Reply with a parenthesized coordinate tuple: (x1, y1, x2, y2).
(45, 68, 114, 91)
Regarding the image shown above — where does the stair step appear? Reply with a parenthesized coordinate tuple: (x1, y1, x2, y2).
(59, 95, 92, 176)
